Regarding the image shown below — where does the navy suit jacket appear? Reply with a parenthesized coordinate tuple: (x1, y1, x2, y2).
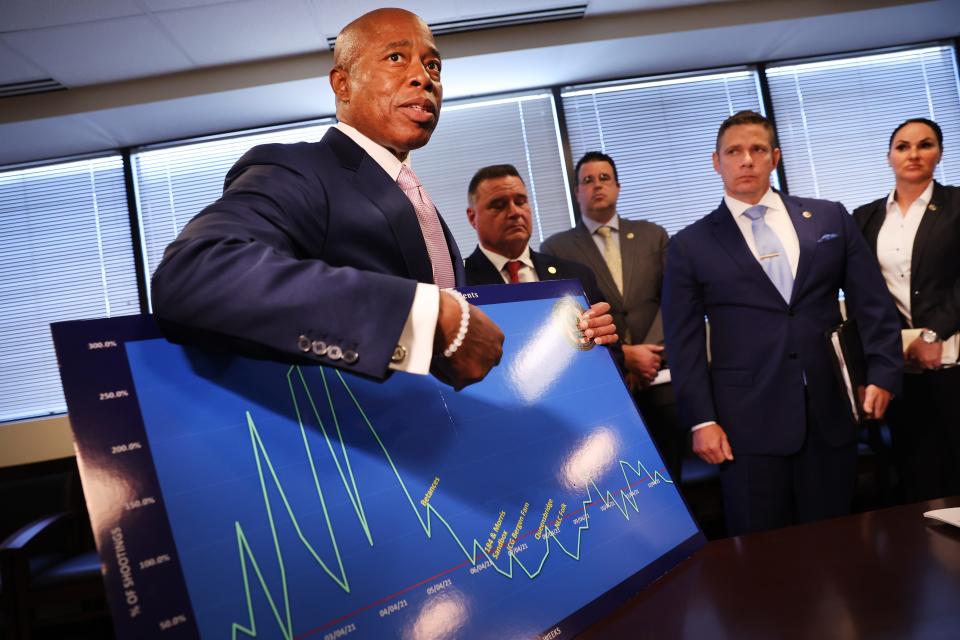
(662, 192, 902, 455)
(151, 128, 465, 379)
(463, 246, 605, 305)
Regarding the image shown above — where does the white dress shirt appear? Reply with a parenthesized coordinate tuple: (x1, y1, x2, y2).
(726, 189, 800, 278)
(478, 244, 538, 283)
(876, 180, 933, 326)
(334, 122, 439, 375)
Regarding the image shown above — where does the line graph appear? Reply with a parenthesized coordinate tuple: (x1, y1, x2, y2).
(231, 366, 675, 640)
(54, 285, 702, 640)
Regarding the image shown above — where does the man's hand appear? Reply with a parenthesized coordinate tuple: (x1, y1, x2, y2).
(579, 302, 618, 346)
(431, 292, 504, 390)
(906, 335, 942, 370)
(692, 423, 734, 464)
(860, 384, 892, 420)
(623, 343, 664, 385)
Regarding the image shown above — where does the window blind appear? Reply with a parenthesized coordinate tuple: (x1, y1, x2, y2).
(767, 44, 960, 210)
(132, 121, 335, 306)
(561, 70, 768, 235)
(0, 156, 138, 422)
(412, 92, 572, 254)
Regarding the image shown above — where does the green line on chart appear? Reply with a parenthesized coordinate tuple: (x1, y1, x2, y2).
(231, 367, 672, 639)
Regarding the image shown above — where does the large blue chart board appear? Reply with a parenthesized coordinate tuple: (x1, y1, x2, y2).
(52, 282, 704, 639)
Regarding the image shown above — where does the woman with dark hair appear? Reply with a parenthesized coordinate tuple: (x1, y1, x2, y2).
(853, 117, 960, 502)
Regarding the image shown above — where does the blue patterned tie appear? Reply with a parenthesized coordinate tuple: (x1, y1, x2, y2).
(743, 204, 793, 302)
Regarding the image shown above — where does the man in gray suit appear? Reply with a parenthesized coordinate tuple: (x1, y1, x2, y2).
(540, 151, 682, 481)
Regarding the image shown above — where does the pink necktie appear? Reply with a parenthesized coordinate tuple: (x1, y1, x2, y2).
(397, 165, 456, 289)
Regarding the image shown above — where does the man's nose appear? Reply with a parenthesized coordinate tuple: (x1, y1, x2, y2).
(409, 62, 434, 90)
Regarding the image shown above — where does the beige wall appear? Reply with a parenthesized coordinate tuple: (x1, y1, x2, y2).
(0, 415, 74, 467)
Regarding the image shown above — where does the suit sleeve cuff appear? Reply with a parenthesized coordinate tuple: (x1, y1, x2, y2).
(690, 421, 717, 432)
(388, 283, 439, 375)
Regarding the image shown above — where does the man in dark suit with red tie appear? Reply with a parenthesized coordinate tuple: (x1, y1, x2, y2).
(463, 164, 607, 312)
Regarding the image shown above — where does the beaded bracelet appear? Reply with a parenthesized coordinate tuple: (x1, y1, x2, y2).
(442, 289, 470, 358)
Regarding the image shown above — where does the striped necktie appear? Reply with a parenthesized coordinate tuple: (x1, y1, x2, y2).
(397, 165, 456, 289)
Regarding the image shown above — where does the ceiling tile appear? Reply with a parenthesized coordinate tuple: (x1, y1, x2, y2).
(155, 0, 324, 66)
(0, 37, 47, 85)
(0, 0, 143, 32)
(141, 0, 242, 10)
(2, 16, 194, 86)
(309, 0, 455, 39)
(451, 0, 576, 20)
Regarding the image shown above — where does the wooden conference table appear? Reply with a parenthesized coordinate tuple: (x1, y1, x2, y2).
(582, 497, 960, 639)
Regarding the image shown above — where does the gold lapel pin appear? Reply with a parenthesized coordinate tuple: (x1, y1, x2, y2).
(626, 232, 635, 239)
(802, 211, 812, 219)
(929, 203, 938, 212)
(547, 266, 557, 274)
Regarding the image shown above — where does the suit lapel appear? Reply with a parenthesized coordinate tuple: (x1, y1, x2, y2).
(862, 203, 884, 254)
(910, 181, 945, 280)
(709, 201, 784, 302)
(531, 251, 560, 281)
(619, 219, 636, 297)
(572, 221, 623, 305)
(325, 128, 434, 284)
(439, 216, 466, 286)
(782, 193, 816, 304)
(464, 246, 504, 285)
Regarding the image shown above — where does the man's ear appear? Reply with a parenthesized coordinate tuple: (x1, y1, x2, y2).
(330, 66, 350, 103)
(772, 147, 781, 169)
(712, 151, 720, 173)
(466, 207, 477, 230)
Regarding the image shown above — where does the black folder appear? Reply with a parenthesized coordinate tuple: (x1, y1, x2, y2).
(826, 318, 868, 423)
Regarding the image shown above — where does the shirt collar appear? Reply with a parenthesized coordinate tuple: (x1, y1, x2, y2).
(725, 188, 784, 220)
(334, 122, 411, 181)
(886, 180, 934, 213)
(478, 244, 533, 273)
(582, 213, 620, 235)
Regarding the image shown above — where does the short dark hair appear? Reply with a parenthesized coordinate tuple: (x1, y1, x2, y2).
(574, 151, 619, 185)
(888, 117, 943, 150)
(716, 110, 777, 151)
(468, 164, 523, 204)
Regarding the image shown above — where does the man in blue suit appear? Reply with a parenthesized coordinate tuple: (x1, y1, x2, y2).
(151, 9, 593, 390)
(662, 111, 902, 535)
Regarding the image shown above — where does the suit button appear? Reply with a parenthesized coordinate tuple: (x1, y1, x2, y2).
(789, 352, 798, 359)
(343, 350, 359, 365)
(914, 290, 920, 296)
(788, 310, 795, 317)
(327, 345, 343, 361)
(311, 340, 327, 356)
(297, 335, 311, 352)
(392, 345, 407, 363)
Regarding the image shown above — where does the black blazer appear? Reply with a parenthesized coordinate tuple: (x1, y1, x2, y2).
(463, 245, 605, 305)
(853, 181, 960, 339)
